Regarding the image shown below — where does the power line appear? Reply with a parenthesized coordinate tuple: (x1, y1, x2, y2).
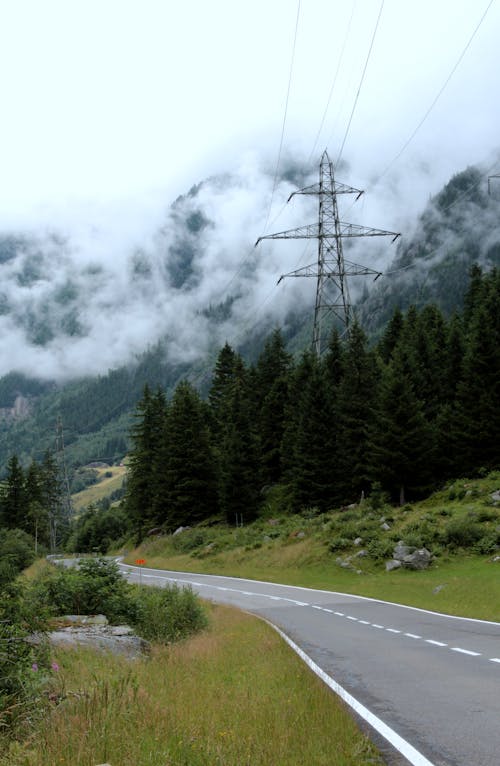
(307, 0, 357, 165)
(334, 0, 385, 169)
(376, 0, 495, 184)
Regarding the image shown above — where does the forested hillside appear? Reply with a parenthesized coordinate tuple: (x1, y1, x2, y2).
(0, 164, 498, 477)
(124, 267, 500, 539)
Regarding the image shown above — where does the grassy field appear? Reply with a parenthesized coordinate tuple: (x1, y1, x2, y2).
(124, 472, 500, 622)
(2, 604, 383, 766)
(72, 465, 126, 511)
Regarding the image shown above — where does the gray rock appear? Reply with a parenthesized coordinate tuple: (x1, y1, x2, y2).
(386, 559, 402, 571)
(354, 549, 368, 558)
(48, 625, 150, 658)
(172, 526, 191, 536)
(491, 490, 500, 503)
(353, 537, 363, 546)
(296, 531, 306, 539)
(393, 542, 415, 561)
(433, 585, 445, 594)
(402, 548, 432, 570)
(380, 522, 391, 531)
(63, 614, 108, 626)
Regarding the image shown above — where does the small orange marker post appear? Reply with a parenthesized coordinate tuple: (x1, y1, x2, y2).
(135, 558, 146, 585)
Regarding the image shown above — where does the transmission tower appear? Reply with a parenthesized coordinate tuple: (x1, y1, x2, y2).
(48, 415, 73, 553)
(488, 174, 500, 196)
(255, 151, 400, 355)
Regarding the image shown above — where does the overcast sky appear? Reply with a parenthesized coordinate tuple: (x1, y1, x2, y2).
(1, 0, 499, 228)
(0, 0, 498, 381)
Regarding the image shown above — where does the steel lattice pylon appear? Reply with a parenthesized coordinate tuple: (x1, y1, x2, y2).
(256, 151, 400, 355)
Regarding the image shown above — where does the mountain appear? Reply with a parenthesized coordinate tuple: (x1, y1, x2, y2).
(0, 162, 498, 476)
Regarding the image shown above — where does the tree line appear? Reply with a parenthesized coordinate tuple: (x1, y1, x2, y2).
(125, 266, 500, 538)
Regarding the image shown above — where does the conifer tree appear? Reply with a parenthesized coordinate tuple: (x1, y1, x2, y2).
(218, 359, 260, 522)
(254, 328, 291, 486)
(370, 346, 433, 505)
(0, 455, 26, 530)
(163, 381, 218, 529)
(335, 322, 378, 503)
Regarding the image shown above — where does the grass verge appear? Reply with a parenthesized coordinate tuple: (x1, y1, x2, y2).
(1, 604, 383, 766)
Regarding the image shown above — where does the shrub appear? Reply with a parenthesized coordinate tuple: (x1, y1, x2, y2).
(328, 538, 351, 552)
(33, 558, 136, 623)
(171, 529, 208, 553)
(441, 518, 483, 549)
(366, 539, 394, 561)
(473, 533, 500, 555)
(130, 584, 208, 643)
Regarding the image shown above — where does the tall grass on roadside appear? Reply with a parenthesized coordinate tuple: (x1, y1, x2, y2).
(1, 604, 383, 766)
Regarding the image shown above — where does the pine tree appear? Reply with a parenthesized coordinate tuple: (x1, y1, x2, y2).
(125, 385, 167, 537)
(254, 329, 291, 486)
(163, 381, 218, 529)
(0, 455, 26, 530)
(370, 346, 433, 504)
(335, 322, 378, 503)
(218, 359, 260, 522)
(208, 342, 241, 439)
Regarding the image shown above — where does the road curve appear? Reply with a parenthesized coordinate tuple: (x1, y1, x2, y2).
(119, 563, 500, 766)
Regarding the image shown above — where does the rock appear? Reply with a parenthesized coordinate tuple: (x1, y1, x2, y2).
(353, 537, 363, 546)
(63, 614, 108, 626)
(393, 542, 415, 561)
(433, 585, 445, 594)
(491, 555, 500, 563)
(263, 535, 272, 543)
(346, 503, 357, 510)
(402, 548, 432, 570)
(172, 526, 191, 536)
(354, 549, 368, 558)
(296, 531, 306, 539)
(380, 522, 391, 531)
(490, 490, 500, 503)
(147, 527, 163, 536)
(385, 559, 402, 572)
(204, 542, 216, 552)
(110, 625, 133, 636)
(48, 624, 150, 658)
(268, 519, 280, 526)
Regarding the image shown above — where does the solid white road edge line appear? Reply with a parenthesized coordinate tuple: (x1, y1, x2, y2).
(269, 622, 436, 766)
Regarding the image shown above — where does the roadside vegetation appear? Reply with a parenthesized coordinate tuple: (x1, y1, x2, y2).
(126, 470, 500, 622)
(1, 604, 382, 766)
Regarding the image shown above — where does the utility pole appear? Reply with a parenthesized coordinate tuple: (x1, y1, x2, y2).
(488, 174, 500, 196)
(255, 151, 400, 355)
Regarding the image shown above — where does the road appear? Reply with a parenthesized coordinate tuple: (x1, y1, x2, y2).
(119, 562, 500, 766)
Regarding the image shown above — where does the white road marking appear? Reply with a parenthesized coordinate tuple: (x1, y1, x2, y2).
(120, 564, 491, 665)
(451, 647, 481, 656)
(270, 624, 437, 766)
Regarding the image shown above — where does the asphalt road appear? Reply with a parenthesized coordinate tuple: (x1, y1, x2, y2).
(119, 563, 499, 766)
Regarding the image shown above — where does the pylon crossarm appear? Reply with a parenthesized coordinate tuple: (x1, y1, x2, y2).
(255, 223, 320, 246)
(277, 263, 318, 283)
(338, 222, 401, 240)
(287, 181, 363, 203)
(342, 259, 383, 277)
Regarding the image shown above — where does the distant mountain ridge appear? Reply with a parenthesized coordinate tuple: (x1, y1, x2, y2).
(0, 162, 498, 475)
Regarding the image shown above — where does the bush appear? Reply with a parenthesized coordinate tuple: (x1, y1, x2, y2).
(131, 584, 208, 643)
(171, 529, 208, 553)
(328, 538, 351, 552)
(473, 533, 500, 555)
(33, 558, 136, 623)
(441, 518, 483, 549)
(366, 539, 394, 561)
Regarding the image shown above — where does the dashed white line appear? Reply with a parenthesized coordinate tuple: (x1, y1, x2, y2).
(346, 615, 358, 621)
(386, 628, 401, 634)
(425, 640, 447, 647)
(359, 620, 371, 625)
(334, 611, 344, 616)
(404, 633, 421, 639)
(451, 647, 481, 657)
(490, 658, 500, 664)
(372, 624, 385, 629)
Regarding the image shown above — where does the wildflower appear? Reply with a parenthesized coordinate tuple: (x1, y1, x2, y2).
(51, 662, 60, 671)
(31, 663, 38, 671)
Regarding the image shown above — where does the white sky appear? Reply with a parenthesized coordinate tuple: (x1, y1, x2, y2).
(0, 0, 499, 228)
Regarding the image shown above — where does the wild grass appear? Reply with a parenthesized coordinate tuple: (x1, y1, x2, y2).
(126, 472, 500, 622)
(72, 466, 126, 511)
(1, 605, 383, 766)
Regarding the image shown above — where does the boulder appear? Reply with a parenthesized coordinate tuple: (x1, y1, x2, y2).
(380, 522, 391, 531)
(490, 490, 500, 503)
(172, 526, 191, 536)
(393, 542, 415, 561)
(402, 548, 432, 570)
(353, 537, 363, 546)
(385, 559, 402, 572)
